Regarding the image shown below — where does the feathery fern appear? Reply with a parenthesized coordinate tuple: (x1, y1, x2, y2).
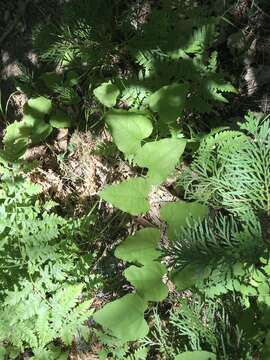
(0, 166, 95, 358)
(181, 113, 270, 216)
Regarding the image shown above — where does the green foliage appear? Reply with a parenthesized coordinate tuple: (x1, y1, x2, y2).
(125, 346, 148, 360)
(0, 166, 96, 357)
(2, 1, 262, 358)
(171, 263, 207, 291)
(104, 109, 153, 156)
(159, 111, 270, 357)
(94, 227, 168, 342)
(134, 138, 186, 185)
(181, 113, 270, 215)
(124, 263, 168, 302)
(28, 0, 236, 144)
(49, 110, 72, 128)
(96, 331, 148, 360)
(0, 283, 92, 359)
(93, 82, 120, 108)
(1, 121, 29, 161)
(175, 351, 216, 360)
(99, 136, 187, 215)
(160, 201, 208, 241)
(99, 178, 151, 215)
(1, 97, 71, 161)
(148, 84, 188, 125)
(167, 212, 265, 299)
(24, 96, 52, 116)
(115, 228, 161, 265)
(93, 294, 149, 342)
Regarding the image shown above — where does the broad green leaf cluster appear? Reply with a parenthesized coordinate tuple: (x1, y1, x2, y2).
(2, 97, 71, 161)
(94, 228, 168, 341)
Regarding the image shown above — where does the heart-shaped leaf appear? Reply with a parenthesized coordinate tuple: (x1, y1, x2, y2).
(50, 110, 71, 128)
(104, 109, 153, 155)
(148, 83, 188, 124)
(93, 82, 120, 108)
(124, 263, 168, 301)
(115, 228, 161, 265)
(99, 178, 151, 215)
(93, 294, 149, 341)
(24, 97, 52, 118)
(134, 138, 186, 185)
(22, 115, 52, 145)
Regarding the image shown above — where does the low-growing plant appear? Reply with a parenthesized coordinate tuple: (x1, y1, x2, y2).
(0, 164, 97, 359)
(1, 96, 71, 162)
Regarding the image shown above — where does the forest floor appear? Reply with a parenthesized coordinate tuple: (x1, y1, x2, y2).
(1, 0, 270, 359)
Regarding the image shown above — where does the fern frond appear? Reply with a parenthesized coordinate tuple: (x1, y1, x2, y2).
(183, 19, 218, 54)
(168, 212, 263, 271)
(181, 114, 270, 215)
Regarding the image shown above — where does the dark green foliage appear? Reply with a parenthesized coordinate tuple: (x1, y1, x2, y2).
(29, 1, 236, 137)
(168, 212, 263, 271)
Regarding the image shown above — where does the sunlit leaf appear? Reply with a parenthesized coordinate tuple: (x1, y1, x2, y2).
(93, 82, 120, 107)
(134, 138, 186, 185)
(175, 351, 216, 360)
(148, 83, 188, 124)
(99, 178, 151, 215)
(24, 97, 52, 118)
(93, 294, 149, 341)
(115, 228, 161, 265)
(104, 109, 153, 155)
(124, 263, 168, 301)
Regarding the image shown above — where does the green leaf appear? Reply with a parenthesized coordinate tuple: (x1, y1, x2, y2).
(175, 351, 216, 360)
(60, 326, 74, 346)
(1, 121, 29, 161)
(22, 115, 52, 145)
(3, 121, 25, 145)
(93, 82, 120, 107)
(134, 138, 186, 185)
(160, 201, 208, 241)
(115, 228, 161, 265)
(148, 83, 188, 124)
(171, 266, 197, 290)
(172, 264, 209, 291)
(93, 294, 149, 341)
(124, 263, 168, 301)
(0, 346, 6, 359)
(104, 109, 153, 155)
(24, 97, 52, 118)
(50, 110, 71, 128)
(99, 178, 151, 215)
(2, 140, 29, 162)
